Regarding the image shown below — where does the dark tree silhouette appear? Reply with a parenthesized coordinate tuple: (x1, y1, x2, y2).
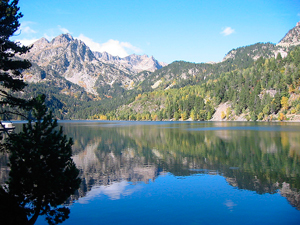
(1, 95, 81, 225)
(0, 3, 80, 225)
(0, 0, 34, 121)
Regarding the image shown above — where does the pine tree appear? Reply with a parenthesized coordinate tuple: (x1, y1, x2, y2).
(0, 0, 33, 120)
(1, 95, 81, 225)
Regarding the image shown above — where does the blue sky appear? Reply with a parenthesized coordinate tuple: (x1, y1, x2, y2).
(13, 0, 300, 64)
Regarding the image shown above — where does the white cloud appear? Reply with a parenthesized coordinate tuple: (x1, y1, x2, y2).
(100, 39, 130, 57)
(77, 34, 142, 57)
(221, 27, 235, 36)
(16, 38, 39, 46)
(19, 21, 37, 34)
(58, 25, 70, 34)
(22, 26, 37, 34)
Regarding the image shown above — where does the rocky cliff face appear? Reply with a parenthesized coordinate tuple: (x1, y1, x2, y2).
(94, 51, 167, 73)
(277, 22, 300, 47)
(21, 34, 166, 95)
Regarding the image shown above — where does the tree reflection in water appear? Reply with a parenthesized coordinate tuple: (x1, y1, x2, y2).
(61, 121, 300, 210)
(0, 101, 81, 225)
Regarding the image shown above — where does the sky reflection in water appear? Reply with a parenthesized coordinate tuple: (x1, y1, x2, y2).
(52, 173, 299, 225)
(78, 180, 143, 203)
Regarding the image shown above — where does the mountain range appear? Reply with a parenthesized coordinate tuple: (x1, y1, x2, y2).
(20, 33, 166, 95)
(17, 21, 300, 120)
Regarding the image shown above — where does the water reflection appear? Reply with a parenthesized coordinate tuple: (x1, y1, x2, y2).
(224, 199, 237, 211)
(78, 180, 143, 202)
(1, 121, 300, 211)
(54, 121, 300, 210)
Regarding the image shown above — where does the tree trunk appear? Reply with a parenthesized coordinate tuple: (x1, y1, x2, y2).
(28, 201, 42, 225)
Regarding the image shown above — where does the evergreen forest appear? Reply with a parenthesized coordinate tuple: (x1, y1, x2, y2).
(97, 46, 300, 122)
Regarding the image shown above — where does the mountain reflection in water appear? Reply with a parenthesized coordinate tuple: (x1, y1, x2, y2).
(2, 121, 300, 224)
(58, 121, 300, 210)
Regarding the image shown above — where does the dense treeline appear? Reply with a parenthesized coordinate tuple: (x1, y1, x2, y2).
(103, 47, 300, 121)
(2, 79, 142, 120)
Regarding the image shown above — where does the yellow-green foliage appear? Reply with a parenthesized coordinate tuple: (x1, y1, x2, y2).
(221, 111, 226, 119)
(281, 96, 289, 110)
(278, 113, 286, 121)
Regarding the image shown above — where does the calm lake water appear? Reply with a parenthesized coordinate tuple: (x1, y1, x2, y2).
(2, 121, 300, 224)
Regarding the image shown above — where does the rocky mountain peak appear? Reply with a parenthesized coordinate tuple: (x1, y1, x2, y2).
(35, 37, 49, 45)
(93, 51, 121, 62)
(29, 37, 49, 52)
(277, 22, 300, 47)
(51, 33, 74, 46)
(20, 33, 167, 96)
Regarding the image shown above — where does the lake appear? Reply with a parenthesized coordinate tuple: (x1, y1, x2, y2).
(2, 121, 300, 224)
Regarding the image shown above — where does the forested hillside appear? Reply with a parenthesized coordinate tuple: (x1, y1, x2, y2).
(8, 45, 300, 121)
(100, 47, 300, 121)
(17, 81, 142, 119)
